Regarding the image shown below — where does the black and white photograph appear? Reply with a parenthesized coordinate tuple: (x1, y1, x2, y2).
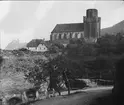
(0, 0, 124, 105)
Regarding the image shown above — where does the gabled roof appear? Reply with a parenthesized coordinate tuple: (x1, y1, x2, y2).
(27, 39, 44, 47)
(51, 23, 84, 33)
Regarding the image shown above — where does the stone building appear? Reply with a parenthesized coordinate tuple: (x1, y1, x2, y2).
(50, 9, 101, 44)
(83, 9, 101, 42)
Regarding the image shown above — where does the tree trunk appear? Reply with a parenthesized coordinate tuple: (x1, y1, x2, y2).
(100, 71, 102, 79)
(67, 79, 71, 95)
(63, 70, 71, 95)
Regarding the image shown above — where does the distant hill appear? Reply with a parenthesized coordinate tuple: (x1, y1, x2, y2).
(5, 40, 27, 50)
(101, 20, 124, 36)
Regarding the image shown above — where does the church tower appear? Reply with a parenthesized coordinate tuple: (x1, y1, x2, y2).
(83, 9, 101, 42)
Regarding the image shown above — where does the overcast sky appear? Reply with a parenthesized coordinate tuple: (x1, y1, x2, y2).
(0, 0, 124, 49)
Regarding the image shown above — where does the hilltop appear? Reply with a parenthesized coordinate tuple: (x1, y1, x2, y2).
(101, 20, 124, 35)
(5, 39, 27, 50)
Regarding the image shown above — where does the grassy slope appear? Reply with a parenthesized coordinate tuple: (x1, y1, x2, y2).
(0, 50, 48, 98)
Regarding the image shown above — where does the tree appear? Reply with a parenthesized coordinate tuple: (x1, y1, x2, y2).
(24, 58, 46, 86)
(0, 56, 3, 65)
(18, 48, 30, 53)
(66, 38, 96, 58)
(0, 56, 3, 72)
(116, 34, 124, 54)
(48, 42, 64, 53)
(79, 43, 97, 56)
(96, 35, 117, 55)
(43, 55, 78, 95)
(69, 38, 85, 45)
(84, 56, 115, 80)
(62, 69, 71, 95)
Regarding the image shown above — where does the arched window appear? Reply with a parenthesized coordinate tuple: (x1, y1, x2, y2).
(72, 33, 75, 38)
(75, 33, 78, 38)
(56, 33, 59, 39)
(63, 33, 67, 39)
(77, 33, 81, 38)
(59, 33, 61, 39)
(52, 34, 55, 40)
(54, 34, 57, 40)
(61, 33, 64, 39)
(66, 33, 70, 39)
(81, 32, 84, 38)
(52, 33, 57, 40)
(70, 33, 72, 38)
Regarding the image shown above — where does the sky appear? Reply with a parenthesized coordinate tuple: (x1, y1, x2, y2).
(0, 0, 124, 49)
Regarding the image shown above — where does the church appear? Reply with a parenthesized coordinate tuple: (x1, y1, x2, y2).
(50, 9, 101, 45)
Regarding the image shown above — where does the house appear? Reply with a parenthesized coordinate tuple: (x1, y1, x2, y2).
(26, 39, 48, 52)
(50, 9, 101, 45)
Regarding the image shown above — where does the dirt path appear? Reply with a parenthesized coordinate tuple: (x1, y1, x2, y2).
(32, 87, 113, 105)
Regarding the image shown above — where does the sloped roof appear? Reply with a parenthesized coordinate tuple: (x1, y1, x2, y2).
(27, 39, 44, 47)
(51, 23, 84, 33)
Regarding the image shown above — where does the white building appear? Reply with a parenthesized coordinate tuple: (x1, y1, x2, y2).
(26, 39, 48, 52)
(37, 43, 48, 52)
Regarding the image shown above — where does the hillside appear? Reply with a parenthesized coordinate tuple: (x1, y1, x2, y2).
(5, 40, 27, 50)
(101, 20, 124, 35)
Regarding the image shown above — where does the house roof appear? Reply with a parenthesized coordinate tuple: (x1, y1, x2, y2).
(27, 39, 45, 47)
(51, 23, 84, 33)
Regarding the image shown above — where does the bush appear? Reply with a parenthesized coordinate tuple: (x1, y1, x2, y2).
(18, 48, 30, 52)
(69, 79, 87, 90)
(96, 79, 114, 86)
(0, 56, 3, 65)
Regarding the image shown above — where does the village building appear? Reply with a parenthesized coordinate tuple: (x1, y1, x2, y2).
(50, 9, 101, 46)
(26, 39, 48, 52)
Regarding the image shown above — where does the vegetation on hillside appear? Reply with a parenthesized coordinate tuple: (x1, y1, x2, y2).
(64, 33, 124, 80)
(1, 33, 124, 96)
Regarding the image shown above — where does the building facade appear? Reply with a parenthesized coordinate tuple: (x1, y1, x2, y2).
(37, 43, 48, 52)
(50, 23, 84, 41)
(26, 39, 48, 52)
(50, 9, 101, 44)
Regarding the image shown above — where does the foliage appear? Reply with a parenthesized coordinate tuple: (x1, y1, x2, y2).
(65, 34, 124, 80)
(83, 55, 116, 80)
(15, 57, 46, 86)
(41, 55, 86, 93)
(48, 42, 64, 53)
(69, 38, 85, 45)
(18, 48, 30, 52)
(11, 50, 25, 57)
(43, 55, 84, 80)
(96, 34, 124, 55)
(2, 33, 124, 91)
(79, 43, 97, 56)
(66, 38, 97, 58)
(69, 79, 87, 89)
(115, 35, 124, 54)
(96, 34, 117, 55)
(0, 54, 47, 87)
(0, 56, 3, 65)
(1, 57, 17, 78)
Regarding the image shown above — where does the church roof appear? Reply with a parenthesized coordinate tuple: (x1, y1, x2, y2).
(51, 23, 84, 33)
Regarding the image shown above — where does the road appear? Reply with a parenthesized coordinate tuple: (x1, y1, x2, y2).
(32, 86, 113, 105)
